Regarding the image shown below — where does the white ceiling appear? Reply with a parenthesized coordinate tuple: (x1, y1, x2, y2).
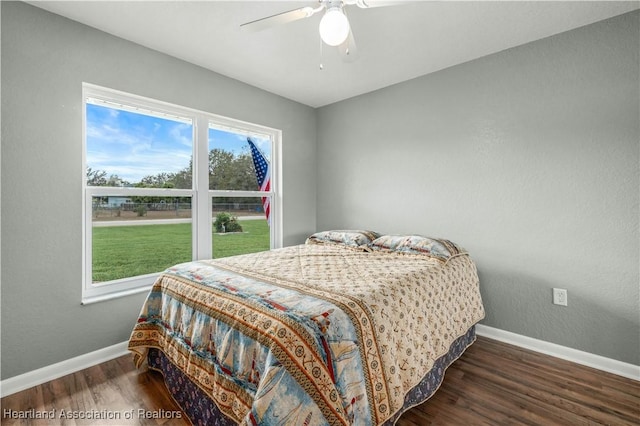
(28, 1, 640, 108)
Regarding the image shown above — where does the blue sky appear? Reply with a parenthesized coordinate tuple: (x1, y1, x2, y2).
(86, 103, 271, 184)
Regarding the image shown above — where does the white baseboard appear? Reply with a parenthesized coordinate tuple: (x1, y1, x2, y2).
(1, 326, 638, 399)
(476, 324, 640, 381)
(0, 341, 130, 398)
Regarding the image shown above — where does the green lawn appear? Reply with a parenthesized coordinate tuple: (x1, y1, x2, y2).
(92, 219, 270, 282)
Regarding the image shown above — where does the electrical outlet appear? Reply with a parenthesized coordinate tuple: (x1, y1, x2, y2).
(553, 288, 568, 306)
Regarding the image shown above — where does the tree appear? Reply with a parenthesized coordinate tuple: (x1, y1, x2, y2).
(107, 174, 129, 187)
(139, 173, 174, 188)
(86, 167, 107, 186)
(209, 149, 235, 190)
(129, 147, 259, 202)
(171, 159, 192, 189)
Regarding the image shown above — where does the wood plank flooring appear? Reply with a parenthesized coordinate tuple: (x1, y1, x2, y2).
(2, 336, 638, 425)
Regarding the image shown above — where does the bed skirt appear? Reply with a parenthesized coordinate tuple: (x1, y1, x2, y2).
(147, 325, 477, 425)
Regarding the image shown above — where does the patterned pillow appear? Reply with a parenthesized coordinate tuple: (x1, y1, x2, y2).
(305, 230, 381, 248)
(368, 235, 465, 261)
(367, 235, 407, 251)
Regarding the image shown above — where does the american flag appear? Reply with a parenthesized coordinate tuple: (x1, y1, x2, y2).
(247, 138, 271, 225)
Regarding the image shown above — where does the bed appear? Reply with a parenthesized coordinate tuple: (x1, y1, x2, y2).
(128, 230, 485, 425)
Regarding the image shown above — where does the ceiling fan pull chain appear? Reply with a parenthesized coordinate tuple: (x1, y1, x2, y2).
(319, 37, 324, 70)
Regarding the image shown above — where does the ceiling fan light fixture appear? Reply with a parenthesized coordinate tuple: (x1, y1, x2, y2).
(319, 7, 350, 46)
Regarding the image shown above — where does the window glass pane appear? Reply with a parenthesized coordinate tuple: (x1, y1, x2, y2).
(92, 196, 192, 283)
(208, 126, 271, 191)
(86, 101, 193, 189)
(212, 197, 270, 259)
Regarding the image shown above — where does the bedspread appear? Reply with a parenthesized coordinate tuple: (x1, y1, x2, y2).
(128, 244, 484, 425)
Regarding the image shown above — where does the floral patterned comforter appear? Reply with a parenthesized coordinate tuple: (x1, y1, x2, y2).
(128, 243, 485, 425)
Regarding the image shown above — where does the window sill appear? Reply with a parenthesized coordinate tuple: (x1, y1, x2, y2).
(81, 285, 153, 305)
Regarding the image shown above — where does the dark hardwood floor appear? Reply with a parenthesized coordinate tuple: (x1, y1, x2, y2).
(2, 336, 638, 425)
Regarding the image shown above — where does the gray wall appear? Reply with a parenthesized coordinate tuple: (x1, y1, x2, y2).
(317, 11, 639, 365)
(1, 2, 316, 379)
(2, 1, 638, 381)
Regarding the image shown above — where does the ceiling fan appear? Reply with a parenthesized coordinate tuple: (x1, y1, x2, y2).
(240, 0, 405, 61)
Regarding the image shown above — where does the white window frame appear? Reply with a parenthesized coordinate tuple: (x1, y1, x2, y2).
(82, 84, 282, 304)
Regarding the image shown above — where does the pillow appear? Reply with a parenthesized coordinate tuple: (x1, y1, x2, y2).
(368, 234, 465, 261)
(366, 234, 408, 251)
(305, 230, 381, 248)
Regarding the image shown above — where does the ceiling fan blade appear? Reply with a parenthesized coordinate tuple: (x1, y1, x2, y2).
(350, 0, 409, 8)
(338, 29, 358, 62)
(240, 6, 318, 32)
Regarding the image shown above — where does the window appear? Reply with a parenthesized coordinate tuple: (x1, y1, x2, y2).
(209, 124, 274, 253)
(82, 84, 281, 303)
